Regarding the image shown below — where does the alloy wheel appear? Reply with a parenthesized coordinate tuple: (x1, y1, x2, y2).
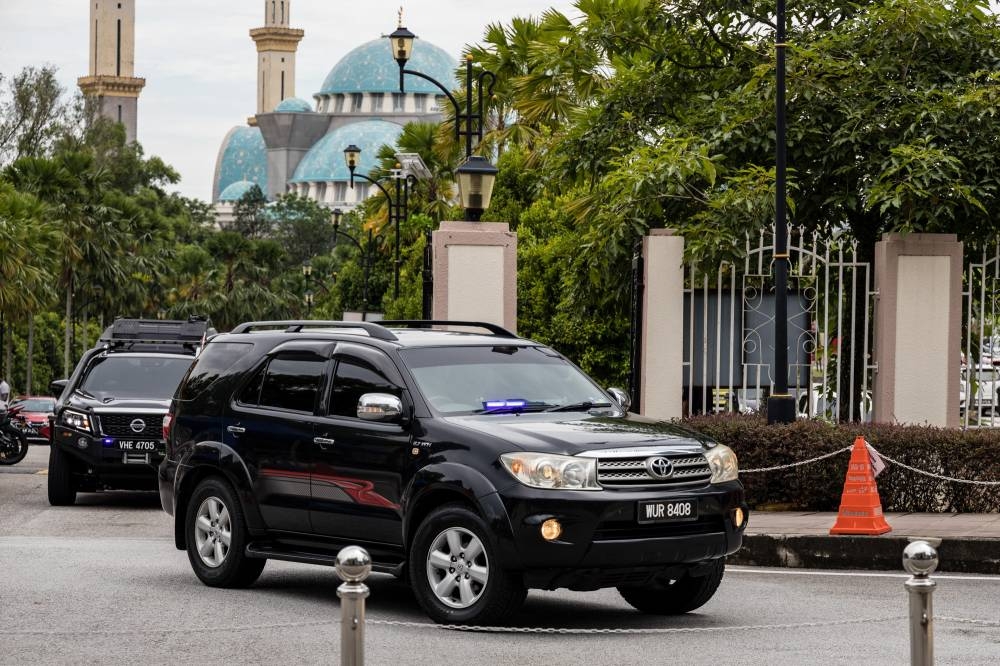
(425, 526, 489, 609)
(193, 496, 232, 568)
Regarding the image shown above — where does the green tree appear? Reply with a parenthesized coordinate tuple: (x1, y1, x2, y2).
(232, 185, 270, 239)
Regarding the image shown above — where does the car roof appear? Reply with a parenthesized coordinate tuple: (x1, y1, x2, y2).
(93, 351, 197, 360)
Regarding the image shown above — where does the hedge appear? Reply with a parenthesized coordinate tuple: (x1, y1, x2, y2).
(683, 414, 1000, 513)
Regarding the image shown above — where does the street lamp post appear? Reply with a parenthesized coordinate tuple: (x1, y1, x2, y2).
(331, 207, 382, 319)
(302, 261, 315, 317)
(343, 145, 418, 300)
(767, 0, 796, 424)
(388, 18, 499, 221)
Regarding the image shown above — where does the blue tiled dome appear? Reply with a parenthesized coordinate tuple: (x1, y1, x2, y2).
(218, 180, 261, 202)
(214, 126, 268, 201)
(290, 120, 404, 183)
(318, 38, 457, 95)
(274, 97, 314, 112)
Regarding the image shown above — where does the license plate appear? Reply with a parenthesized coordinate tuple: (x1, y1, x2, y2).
(116, 439, 160, 452)
(637, 499, 698, 524)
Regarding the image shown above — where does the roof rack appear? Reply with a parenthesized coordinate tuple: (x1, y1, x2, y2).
(99, 316, 215, 347)
(230, 320, 398, 341)
(379, 320, 519, 339)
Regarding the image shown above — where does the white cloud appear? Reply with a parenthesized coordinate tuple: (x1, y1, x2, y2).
(0, 0, 578, 201)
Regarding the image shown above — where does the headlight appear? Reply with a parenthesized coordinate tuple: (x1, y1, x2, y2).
(500, 453, 601, 490)
(705, 444, 738, 483)
(61, 409, 93, 434)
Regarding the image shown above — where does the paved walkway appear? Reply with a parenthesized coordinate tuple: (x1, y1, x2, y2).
(748, 511, 1000, 539)
(735, 511, 1000, 574)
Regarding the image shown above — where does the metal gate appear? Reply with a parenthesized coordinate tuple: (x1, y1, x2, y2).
(962, 246, 1000, 428)
(681, 227, 875, 423)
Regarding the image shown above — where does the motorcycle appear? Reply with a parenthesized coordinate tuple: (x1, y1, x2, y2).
(0, 409, 29, 465)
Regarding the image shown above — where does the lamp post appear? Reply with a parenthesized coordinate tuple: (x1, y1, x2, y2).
(343, 145, 418, 300)
(388, 17, 499, 221)
(331, 207, 382, 319)
(767, 0, 796, 424)
(302, 261, 315, 317)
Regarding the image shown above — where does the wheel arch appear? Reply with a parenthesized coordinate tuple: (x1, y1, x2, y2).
(402, 463, 519, 567)
(174, 442, 263, 550)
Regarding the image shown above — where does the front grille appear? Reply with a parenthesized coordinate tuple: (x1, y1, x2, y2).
(99, 413, 162, 438)
(597, 453, 712, 487)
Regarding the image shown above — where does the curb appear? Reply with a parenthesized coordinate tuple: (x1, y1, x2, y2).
(732, 533, 1000, 575)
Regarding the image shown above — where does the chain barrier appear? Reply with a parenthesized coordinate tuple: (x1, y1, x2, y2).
(740, 443, 1000, 486)
(0, 615, 909, 637)
(867, 446, 1000, 487)
(740, 446, 852, 474)
(937, 616, 1000, 628)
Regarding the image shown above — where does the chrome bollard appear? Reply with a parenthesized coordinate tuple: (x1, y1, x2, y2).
(902, 539, 940, 666)
(335, 545, 372, 666)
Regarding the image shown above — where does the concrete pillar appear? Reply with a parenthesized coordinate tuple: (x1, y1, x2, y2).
(873, 233, 963, 427)
(432, 222, 517, 333)
(640, 230, 685, 419)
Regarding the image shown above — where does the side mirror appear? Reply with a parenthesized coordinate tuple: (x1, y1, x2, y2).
(357, 393, 403, 422)
(607, 387, 631, 413)
(49, 379, 69, 397)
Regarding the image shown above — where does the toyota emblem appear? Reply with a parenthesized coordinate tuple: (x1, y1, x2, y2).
(130, 419, 146, 433)
(645, 456, 674, 480)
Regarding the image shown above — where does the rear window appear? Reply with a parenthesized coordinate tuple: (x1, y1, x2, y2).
(79, 356, 195, 400)
(178, 342, 255, 400)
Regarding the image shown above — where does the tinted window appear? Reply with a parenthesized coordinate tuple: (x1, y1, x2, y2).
(259, 355, 325, 413)
(17, 398, 55, 412)
(179, 342, 254, 399)
(330, 358, 401, 419)
(80, 356, 194, 400)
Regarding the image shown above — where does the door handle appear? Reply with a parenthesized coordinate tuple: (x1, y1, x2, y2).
(227, 425, 246, 434)
(313, 436, 336, 448)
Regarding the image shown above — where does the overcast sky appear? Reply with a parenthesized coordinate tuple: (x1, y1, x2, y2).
(0, 1, 578, 202)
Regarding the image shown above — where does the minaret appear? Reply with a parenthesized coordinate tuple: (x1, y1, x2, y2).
(249, 0, 304, 123)
(78, 1, 145, 143)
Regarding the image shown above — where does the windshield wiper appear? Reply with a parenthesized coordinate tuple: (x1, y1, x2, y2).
(74, 388, 97, 400)
(476, 401, 555, 414)
(545, 401, 613, 413)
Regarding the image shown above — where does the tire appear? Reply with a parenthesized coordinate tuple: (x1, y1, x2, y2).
(47, 445, 77, 505)
(0, 429, 28, 465)
(184, 477, 265, 588)
(409, 504, 526, 625)
(618, 559, 726, 615)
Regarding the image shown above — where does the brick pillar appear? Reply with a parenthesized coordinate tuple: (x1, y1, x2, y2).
(640, 230, 685, 419)
(432, 221, 517, 333)
(873, 233, 963, 427)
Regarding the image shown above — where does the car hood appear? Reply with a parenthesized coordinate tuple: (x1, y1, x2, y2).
(443, 412, 711, 455)
(64, 393, 171, 413)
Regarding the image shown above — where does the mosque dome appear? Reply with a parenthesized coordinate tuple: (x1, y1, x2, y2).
(289, 120, 404, 184)
(318, 38, 457, 95)
(218, 180, 261, 202)
(274, 97, 315, 112)
(214, 126, 268, 201)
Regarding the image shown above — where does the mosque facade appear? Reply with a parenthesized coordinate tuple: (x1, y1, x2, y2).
(213, 1, 457, 219)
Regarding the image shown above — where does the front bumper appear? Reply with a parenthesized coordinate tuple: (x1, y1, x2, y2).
(52, 425, 165, 486)
(496, 480, 747, 590)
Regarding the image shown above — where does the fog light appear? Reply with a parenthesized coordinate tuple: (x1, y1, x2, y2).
(540, 518, 562, 541)
(76, 437, 89, 450)
(733, 507, 745, 528)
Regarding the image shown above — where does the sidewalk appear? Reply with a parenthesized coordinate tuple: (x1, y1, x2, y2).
(732, 512, 1000, 575)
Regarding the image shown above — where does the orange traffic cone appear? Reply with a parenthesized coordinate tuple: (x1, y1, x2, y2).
(829, 436, 892, 535)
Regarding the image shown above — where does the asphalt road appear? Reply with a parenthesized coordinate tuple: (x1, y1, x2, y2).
(2, 446, 998, 665)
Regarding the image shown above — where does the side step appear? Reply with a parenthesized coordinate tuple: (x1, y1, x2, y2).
(245, 542, 404, 576)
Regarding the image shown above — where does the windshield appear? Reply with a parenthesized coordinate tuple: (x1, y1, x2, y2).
(400, 346, 611, 415)
(79, 356, 195, 400)
(17, 398, 55, 412)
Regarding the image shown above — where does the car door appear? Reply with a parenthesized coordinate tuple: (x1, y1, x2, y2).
(309, 342, 411, 545)
(224, 347, 328, 534)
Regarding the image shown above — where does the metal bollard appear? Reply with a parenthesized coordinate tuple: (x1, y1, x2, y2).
(902, 539, 940, 666)
(335, 545, 372, 666)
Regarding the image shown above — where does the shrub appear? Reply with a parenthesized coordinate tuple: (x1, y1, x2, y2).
(683, 414, 1000, 513)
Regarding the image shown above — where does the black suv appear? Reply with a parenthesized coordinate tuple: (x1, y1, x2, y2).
(160, 320, 747, 624)
(48, 317, 213, 505)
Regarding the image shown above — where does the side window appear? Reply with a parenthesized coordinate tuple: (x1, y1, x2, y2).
(258, 353, 326, 413)
(330, 357, 401, 419)
(237, 364, 266, 406)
